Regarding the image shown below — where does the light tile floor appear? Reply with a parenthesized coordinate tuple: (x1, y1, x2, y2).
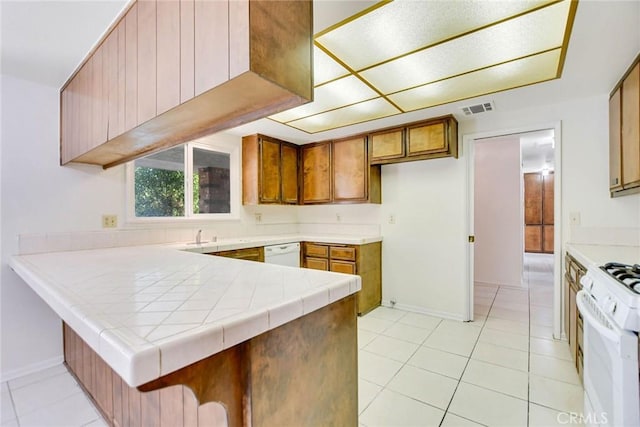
(358, 253, 583, 426)
(1, 253, 580, 426)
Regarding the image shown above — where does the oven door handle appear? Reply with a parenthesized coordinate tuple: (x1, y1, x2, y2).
(576, 290, 623, 345)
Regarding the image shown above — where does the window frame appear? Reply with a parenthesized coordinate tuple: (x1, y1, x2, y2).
(126, 136, 240, 223)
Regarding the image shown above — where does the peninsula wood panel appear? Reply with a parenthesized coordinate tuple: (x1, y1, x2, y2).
(64, 295, 357, 427)
(104, 28, 120, 141)
(137, 0, 157, 125)
(124, 4, 138, 132)
(179, 0, 195, 103)
(622, 62, 640, 188)
(302, 142, 332, 204)
(156, 0, 181, 115)
(194, 0, 228, 96)
(116, 22, 126, 138)
(333, 136, 368, 202)
(609, 88, 623, 191)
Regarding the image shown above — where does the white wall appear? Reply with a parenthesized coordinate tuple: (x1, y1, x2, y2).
(474, 138, 523, 288)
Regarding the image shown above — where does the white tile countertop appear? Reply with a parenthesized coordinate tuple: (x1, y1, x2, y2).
(170, 233, 383, 254)
(10, 244, 363, 387)
(566, 243, 640, 269)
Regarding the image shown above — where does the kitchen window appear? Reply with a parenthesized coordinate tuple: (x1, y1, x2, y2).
(126, 138, 240, 221)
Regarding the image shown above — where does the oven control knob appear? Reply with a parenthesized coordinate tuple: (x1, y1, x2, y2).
(580, 275, 593, 290)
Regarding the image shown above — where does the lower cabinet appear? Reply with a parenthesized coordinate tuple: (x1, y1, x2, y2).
(565, 252, 586, 383)
(303, 241, 381, 315)
(210, 247, 265, 262)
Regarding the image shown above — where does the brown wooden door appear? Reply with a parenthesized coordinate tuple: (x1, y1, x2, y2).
(622, 63, 640, 189)
(524, 173, 543, 225)
(281, 143, 299, 204)
(525, 225, 542, 252)
(609, 88, 623, 191)
(543, 225, 554, 253)
(259, 137, 281, 203)
(302, 143, 331, 204)
(543, 174, 554, 225)
(333, 137, 368, 202)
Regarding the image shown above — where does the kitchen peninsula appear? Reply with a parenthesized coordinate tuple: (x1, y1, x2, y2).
(10, 243, 363, 426)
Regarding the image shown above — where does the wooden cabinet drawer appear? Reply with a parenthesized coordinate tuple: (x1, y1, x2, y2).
(330, 260, 356, 274)
(329, 246, 356, 261)
(306, 257, 329, 271)
(305, 243, 329, 258)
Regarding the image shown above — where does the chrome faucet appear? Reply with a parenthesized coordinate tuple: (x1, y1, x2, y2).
(196, 229, 202, 245)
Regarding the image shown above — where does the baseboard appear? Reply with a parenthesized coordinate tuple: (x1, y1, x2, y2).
(475, 280, 525, 289)
(0, 356, 64, 383)
(381, 300, 464, 322)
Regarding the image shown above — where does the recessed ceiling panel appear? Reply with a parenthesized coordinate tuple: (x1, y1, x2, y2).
(270, 75, 380, 123)
(314, 46, 350, 85)
(360, 0, 571, 94)
(388, 49, 562, 111)
(284, 98, 400, 133)
(316, 0, 557, 71)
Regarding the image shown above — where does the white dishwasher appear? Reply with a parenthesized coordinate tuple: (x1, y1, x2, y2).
(264, 243, 300, 267)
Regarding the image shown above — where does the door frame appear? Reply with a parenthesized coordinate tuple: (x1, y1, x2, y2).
(464, 121, 563, 340)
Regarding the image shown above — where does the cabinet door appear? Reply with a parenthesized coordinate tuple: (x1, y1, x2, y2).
(622, 63, 640, 189)
(305, 257, 329, 271)
(406, 121, 447, 156)
(543, 173, 554, 225)
(609, 88, 623, 191)
(281, 143, 299, 204)
(330, 260, 356, 275)
(259, 138, 281, 203)
(525, 225, 542, 252)
(369, 128, 404, 163)
(302, 143, 331, 204)
(524, 173, 543, 224)
(304, 243, 328, 258)
(333, 137, 367, 202)
(543, 225, 554, 253)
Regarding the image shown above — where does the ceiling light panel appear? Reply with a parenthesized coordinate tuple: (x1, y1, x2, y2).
(314, 46, 349, 86)
(360, 0, 571, 94)
(315, 0, 557, 71)
(388, 49, 561, 111)
(285, 98, 400, 133)
(269, 75, 379, 123)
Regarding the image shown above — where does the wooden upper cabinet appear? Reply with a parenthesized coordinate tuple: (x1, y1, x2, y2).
(60, 0, 312, 168)
(609, 88, 623, 191)
(369, 128, 404, 162)
(302, 142, 332, 204)
(369, 115, 458, 165)
(281, 144, 299, 204)
(407, 121, 446, 156)
(242, 134, 298, 205)
(333, 137, 368, 202)
(621, 62, 640, 189)
(610, 54, 640, 196)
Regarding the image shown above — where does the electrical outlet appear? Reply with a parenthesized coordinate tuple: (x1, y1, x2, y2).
(102, 214, 117, 228)
(570, 212, 581, 226)
(388, 214, 396, 224)
(255, 213, 262, 223)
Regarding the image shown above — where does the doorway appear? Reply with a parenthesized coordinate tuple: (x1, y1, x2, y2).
(464, 122, 563, 340)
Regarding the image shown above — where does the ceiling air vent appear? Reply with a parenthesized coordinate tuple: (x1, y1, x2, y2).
(461, 101, 495, 116)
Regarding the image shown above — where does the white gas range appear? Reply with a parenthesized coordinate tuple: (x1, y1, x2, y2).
(578, 261, 640, 426)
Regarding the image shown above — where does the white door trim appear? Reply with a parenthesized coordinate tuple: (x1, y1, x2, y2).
(463, 121, 563, 340)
